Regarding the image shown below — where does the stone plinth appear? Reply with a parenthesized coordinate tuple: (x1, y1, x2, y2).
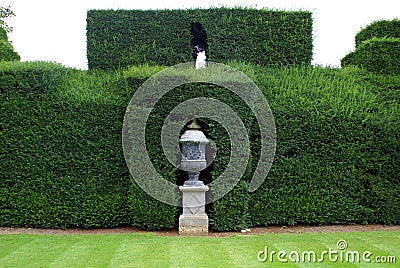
(179, 185, 209, 235)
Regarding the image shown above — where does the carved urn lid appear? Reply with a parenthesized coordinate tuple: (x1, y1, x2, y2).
(179, 120, 209, 144)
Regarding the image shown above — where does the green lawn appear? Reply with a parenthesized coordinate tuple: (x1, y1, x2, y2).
(0, 231, 399, 267)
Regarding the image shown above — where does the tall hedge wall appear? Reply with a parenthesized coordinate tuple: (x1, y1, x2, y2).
(0, 62, 131, 228)
(1, 62, 399, 230)
(0, 62, 181, 230)
(86, 8, 313, 70)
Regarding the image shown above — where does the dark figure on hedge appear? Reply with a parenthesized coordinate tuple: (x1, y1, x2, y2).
(190, 22, 207, 69)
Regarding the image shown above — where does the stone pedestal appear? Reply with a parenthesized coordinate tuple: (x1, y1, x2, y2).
(179, 185, 209, 235)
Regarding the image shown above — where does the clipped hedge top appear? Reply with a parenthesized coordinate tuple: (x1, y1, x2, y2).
(355, 19, 400, 47)
(342, 19, 400, 74)
(86, 7, 313, 70)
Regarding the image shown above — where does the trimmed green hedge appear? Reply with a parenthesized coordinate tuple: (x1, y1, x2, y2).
(342, 38, 400, 75)
(1, 62, 399, 230)
(249, 66, 399, 226)
(0, 62, 178, 230)
(0, 61, 64, 93)
(0, 62, 132, 228)
(86, 8, 313, 70)
(210, 181, 250, 231)
(342, 19, 400, 74)
(355, 19, 400, 47)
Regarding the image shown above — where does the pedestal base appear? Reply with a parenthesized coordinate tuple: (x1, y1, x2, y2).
(179, 215, 209, 235)
(179, 185, 209, 235)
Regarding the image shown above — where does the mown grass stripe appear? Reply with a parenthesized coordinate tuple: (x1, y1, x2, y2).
(0, 235, 76, 268)
(314, 232, 400, 267)
(170, 237, 235, 267)
(219, 235, 280, 267)
(0, 232, 398, 267)
(109, 233, 172, 267)
(356, 234, 400, 264)
(109, 236, 140, 268)
(0, 234, 37, 260)
(49, 234, 127, 267)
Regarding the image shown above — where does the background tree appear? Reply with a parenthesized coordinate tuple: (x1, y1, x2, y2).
(1, 5, 15, 33)
(0, 5, 20, 61)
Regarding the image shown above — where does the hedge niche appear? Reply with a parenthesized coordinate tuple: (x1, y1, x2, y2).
(131, 77, 261, 231)
(86, 8, 313, 70)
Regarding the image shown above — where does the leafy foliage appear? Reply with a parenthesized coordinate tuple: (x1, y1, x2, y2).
(86, 8, 312, 70)
(0, 5, 15, 33)
(0, 39, 20, 62)
(0, 26, 7, 40)
(342, 19, 400, 74)
(210, 181, 250, 231)
(0, 27, 20, 62)
(0, 62, 399, 230)
(355, 19, 400, 47)
(342, 37, 400, 74)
